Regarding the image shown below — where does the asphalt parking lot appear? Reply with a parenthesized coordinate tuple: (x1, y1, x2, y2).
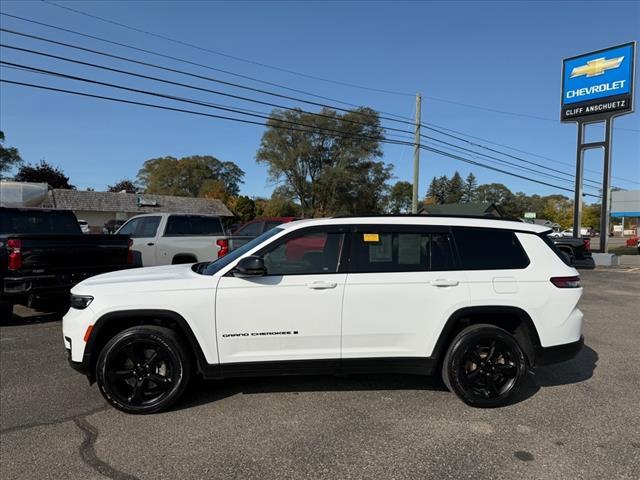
(1, 268, 639, 480)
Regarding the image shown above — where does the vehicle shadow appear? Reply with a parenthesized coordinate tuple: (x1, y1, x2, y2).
(533, 344, 598, 387)
(1, 308, 62, 326)
(176, 344, 598, 411)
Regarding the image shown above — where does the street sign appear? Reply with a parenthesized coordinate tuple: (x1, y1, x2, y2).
(561, 42, 635, 121)
(524, 212, 536, 219)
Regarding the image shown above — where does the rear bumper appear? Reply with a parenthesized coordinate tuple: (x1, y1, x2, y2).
(535, 336, 584, 366)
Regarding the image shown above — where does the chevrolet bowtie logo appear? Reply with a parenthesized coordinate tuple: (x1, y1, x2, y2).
(570, 56, 624, 78)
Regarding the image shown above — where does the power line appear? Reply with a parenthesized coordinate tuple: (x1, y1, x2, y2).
(0, 11, 414, 122)
(2, 19, 628, 188)
(41, 0, 416, 98)
(0, 39, 416, 139)
(2, 58, 595, 190)
(39, 2, 640, 134)
(0, 62, 414, 145)
(421, 124, 604, 188)
(421, 123, 640, 187)
(0, 77, 598, 198)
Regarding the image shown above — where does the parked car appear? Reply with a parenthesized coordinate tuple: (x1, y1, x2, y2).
(116, 213, 237, 266)
(77, 219, 91, 234)
(1, 207, 132, 318)
(64, 215, 584, 413)
(230, 217, 299, 250)
(550, 235, 595, 269)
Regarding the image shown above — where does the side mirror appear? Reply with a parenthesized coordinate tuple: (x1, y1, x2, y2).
(234, 256, 266, 277)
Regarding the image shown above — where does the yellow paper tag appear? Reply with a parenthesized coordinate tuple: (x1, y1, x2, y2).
(363, 233, 380, 242)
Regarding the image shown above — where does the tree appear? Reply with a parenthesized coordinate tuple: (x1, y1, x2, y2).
(14, 160, 74, 189)
(446, 171, 464, 203)
(475, 183, 514, 205)
(256, 107, 391, 216)
(199, 179, 231, 203)
(387, 181, 413, 214)
(541, 195, 573, 229)
(137, 155, 244, 197)
(0, 131, 23, 178)
(426, 175, 449, 204)
(107, 179, 138, 193)
(255, 186, 300, 217)
(232, 195, 256, 222)
(462, 173, 477, 203)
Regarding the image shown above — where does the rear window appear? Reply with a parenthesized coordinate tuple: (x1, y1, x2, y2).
(351, 231, 456, 272)
(164, 215, 224, 236)
(0, 209, 81, 235)
(452, 227, 529, 270)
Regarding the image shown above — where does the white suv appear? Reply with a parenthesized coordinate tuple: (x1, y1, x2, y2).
(63, 216, 584, 413)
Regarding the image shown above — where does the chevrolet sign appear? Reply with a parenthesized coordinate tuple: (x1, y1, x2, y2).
(561, 43, 635, 121)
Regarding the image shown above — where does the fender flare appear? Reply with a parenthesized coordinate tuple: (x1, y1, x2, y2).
(83, 309, 212, 380)
(431, 305, 542, 364)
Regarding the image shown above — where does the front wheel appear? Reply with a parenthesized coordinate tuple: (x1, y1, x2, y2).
(442, 324, 527, 408)
(96, 325, 192, 414)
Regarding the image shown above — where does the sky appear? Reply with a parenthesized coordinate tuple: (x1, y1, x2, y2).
(1, 0, 639, 202)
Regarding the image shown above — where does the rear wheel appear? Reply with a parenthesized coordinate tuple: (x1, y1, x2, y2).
(96, 325, 191, 414)
(442, 324, 527, 408)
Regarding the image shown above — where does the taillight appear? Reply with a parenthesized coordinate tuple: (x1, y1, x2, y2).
(583, 238, 590, 251)
(216, 239, 229, 258)
(7, 238, 22, 271)
(127, 238, 134, 265)
(551, 276, 581, 288)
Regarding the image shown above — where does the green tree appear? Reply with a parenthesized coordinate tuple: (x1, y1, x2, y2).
(475, 183, 514, 205)
(14, 160, 74, 189)
(256, 107, 391, 216)
(446, 171, 464, 203)
(461, 173, 477, 203)
(0, 131, 23, 178)
(541, 195, 573, 229)
(232, 195, 256, 222)
(426, 175, 449, 204)
(137, 155, 244, 197)
(107, 179, 138, 193)
(387, 181, 413, 213)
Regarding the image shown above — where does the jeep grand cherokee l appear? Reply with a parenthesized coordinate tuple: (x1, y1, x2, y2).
(63, 216, 584, 413)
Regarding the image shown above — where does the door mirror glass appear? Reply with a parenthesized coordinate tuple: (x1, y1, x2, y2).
(234, 256, 266, 277)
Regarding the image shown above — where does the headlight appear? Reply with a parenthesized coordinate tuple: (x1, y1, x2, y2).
(70, 294, 94, 310)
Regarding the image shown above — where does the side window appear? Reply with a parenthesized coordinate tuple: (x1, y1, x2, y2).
(452, 227, 529, 270)
(119, 216, 161, 238)
(164, 215, 224, 236)
(261, 230, 345, 275)
(351, 231, 456, 272)
(237, 221, 263, 236)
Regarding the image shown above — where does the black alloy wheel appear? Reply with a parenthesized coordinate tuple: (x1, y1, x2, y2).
(96, 325, 191, 414)
(442, 324, 527, 408)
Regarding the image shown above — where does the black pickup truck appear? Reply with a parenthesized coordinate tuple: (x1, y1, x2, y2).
(551, 236, 595, 269)
(1, 207, 132, 318)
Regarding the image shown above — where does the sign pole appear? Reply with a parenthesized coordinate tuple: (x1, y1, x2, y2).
(412, 93, 422, 214)
(600, 117, 614, 253)
(572, 122, 585, 239)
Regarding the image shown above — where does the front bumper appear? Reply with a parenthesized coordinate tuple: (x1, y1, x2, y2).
(535, 335, 584, 366)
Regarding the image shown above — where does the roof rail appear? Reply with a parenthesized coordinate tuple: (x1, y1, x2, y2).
(331, 213, 523, 222)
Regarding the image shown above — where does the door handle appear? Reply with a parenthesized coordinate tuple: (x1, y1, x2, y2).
(306, 281, 337, 290)
(430, 279, 459, 287)
(147, 242, 155, 246)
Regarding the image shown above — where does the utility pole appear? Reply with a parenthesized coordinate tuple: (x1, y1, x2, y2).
(411, 93, 422, 213)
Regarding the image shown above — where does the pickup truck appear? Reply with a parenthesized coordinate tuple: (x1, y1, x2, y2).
(551, 235, 595, 269)
(116, 212, 243, 266)
(1, 207, 132, 318)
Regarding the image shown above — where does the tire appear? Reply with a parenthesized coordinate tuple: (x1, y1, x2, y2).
(96, 325, 192, 414)
(442, 324, 527, 408)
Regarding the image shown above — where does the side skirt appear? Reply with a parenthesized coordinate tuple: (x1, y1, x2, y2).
(199, 357, 436, 380)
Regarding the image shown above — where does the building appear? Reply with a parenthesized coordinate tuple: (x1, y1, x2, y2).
(42, 189, 234, 232)
(611, 190, 639, 236)
(420, 202, 506, 217)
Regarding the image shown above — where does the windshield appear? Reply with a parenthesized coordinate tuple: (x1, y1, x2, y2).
(200, 227, 283, 276)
